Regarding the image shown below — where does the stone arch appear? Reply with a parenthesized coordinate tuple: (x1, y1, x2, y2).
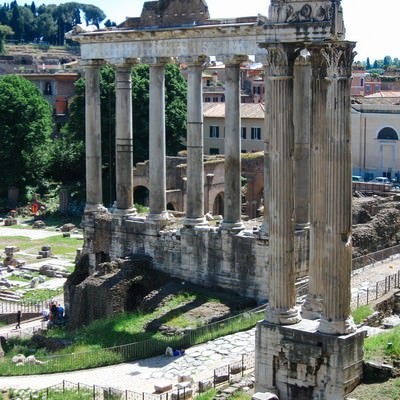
(377, 127, 399, 140)
(134, 185, 149, 206)
(167, 202, 175, 211)
(213, 192, 224, 216)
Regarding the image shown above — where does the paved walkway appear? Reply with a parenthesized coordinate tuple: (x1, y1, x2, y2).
(0, 327, 255, 393)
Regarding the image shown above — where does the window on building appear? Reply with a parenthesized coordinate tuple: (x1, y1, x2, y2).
(209, 148, 220, 155)
(360, 78, 364, 87)
(251, 127, 261, 140)
(365, 84, 371, 93)
(377, 127, 399, 140)
(375, 85, 380, 91)
(205, 97, 211, 102)
(44, 81, 52, 95)
(212, 97, 219, 102)
(241, 127, 247, 139)
(253, 86, 261, 95)
(209, 126, 220, 138)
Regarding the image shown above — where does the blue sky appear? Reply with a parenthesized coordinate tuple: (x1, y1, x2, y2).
(15, 0, 398, 62)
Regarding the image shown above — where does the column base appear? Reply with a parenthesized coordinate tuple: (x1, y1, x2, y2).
(265, 305, 302, 325)
(85, 203, 108, 214)
(219, 221, 244, 232)
(295, 221, 310, 231)
(183, 216, 208, 227)
(301, 294, 322, 320)
(112, 207, 137, 217)
(147, 211, 169, 222)
(318, 315, 357, 335)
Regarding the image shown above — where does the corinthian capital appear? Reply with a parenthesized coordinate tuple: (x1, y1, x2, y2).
(265, 45, 296, 77)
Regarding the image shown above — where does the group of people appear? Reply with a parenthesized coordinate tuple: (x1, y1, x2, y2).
(42, 301, 65, 328)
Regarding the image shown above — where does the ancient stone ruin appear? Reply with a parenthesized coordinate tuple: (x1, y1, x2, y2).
(68, 0, 364, 398)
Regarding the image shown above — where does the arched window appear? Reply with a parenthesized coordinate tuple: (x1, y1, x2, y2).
(377, 127, 398, 140)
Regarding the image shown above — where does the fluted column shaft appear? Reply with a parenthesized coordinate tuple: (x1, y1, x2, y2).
(293, 59, 311, 228)
(264, 45, 300, 325)
(221, 56, 246, 230)
(184, 57, 207, 226)
(115, 65, 135, 213)
(314, 42, 356, 335)
(148, 62, 168, 221)
(84, 61, 105, 213)
(301, 56, 328, 319)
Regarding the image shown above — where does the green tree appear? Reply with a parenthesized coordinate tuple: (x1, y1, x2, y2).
(0, 24, 13, 53)
(0, 75, 53, 198)
(366, 57, 371, 70)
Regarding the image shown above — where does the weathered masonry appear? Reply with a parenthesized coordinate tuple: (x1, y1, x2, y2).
(71, 1, 365, 398)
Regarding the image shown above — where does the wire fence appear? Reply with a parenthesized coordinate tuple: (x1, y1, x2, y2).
(351, 270, 400, 309)
(352, 244, 400, 271)
(9, 352, 255, 400)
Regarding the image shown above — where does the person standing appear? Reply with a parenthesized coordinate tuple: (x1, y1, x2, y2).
(15, 310, 21, 329)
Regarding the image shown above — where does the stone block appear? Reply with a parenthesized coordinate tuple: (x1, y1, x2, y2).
(170, 387, 193, 400)
(198, 379, 213, 392)
(252, 393, 279, 400)
(154, 380, 173, 393)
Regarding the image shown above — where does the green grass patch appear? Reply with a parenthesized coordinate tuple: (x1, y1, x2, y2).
(348, 378, 400, 399)
(364, 325, 400, 361)
(22, 288, 63, 302)
(352, 304, 374, 324)
(195, 389, 218, 400)
(1, 288, 262, 375)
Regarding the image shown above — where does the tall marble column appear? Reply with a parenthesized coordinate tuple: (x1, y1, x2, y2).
(314, 42, 357, 335)
(221, 55, 247, 231)
(301, 50, 327, 320)
(293, 54, 311, 229)
(84, 60, 106, 213)
(263, 45, 301, 325)
(184, 56, 207, 227)
(115, 62, 136, 215)
(147, 58, 170, 222)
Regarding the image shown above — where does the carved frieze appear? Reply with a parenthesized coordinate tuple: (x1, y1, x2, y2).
(268, 1, 336, 24)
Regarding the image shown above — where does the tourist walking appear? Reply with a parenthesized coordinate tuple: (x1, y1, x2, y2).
(15, 310, 21, 329)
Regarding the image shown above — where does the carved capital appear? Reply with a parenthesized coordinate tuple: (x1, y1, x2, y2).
(221, 55, 249, 67)
(265, 45, 296, 77)
(80, 59, 104, 69)
(309, 41, 356, 79)
(141, 56, 175, 66)
(180, 55, 209, 67)
(110, 58, 140, 69)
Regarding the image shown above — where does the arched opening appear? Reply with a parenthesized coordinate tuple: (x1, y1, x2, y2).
(44, 81, 52, 95)
(134, 186, 149, 207)
(377, 127, 399, 140)
(213, 192, 224, 216)
(125, 284, 148, 312)
(167, 202, 175, 211)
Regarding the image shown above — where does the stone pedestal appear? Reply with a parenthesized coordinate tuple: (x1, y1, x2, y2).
(255, 319, 365, 400)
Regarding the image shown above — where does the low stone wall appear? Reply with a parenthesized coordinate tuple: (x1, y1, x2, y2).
(0, 312, 41, 325)
(82, 213, 309, 303)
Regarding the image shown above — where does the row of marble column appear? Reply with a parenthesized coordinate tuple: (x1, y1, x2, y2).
(83, 55, 246, 230)
(264, 41, 357, 335)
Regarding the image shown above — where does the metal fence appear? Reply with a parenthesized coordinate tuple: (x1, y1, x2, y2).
(352, 244, 400, 271)
(351, 270, 400, 309)
(1, 305, 264, 376)
(0, 299, 49, 314)
(12, 352, 255, 400)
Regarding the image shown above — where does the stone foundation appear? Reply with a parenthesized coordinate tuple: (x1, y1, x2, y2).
(81, 213, 309, 302)
(255, 319, 366, 400)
